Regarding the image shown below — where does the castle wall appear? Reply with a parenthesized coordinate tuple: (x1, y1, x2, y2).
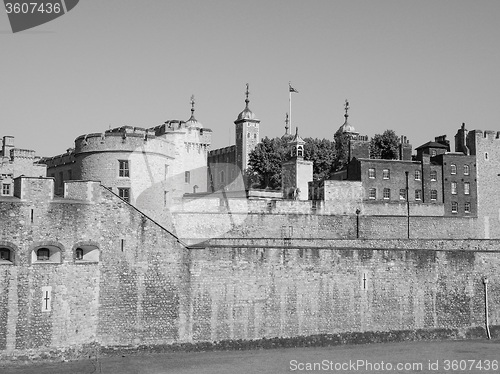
(469, 130, 500, 238)
(0, 178, 498, 362)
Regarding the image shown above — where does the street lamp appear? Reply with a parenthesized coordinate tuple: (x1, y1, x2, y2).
(356, 208, 361, 238)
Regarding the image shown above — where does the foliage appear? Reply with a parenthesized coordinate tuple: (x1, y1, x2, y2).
(247, 137, 336, 189)
(303, 138, 336, 180)
(370, 130, 400, 159)
(247, 137, 290, 189)
(333, 130, 351, 171)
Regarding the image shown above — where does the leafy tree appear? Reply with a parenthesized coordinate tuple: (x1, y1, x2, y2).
(370, 130, 400, 159)
(247, 137, 336, 189)
(247, 137, 290, 189)
(303, 138, 336, 180)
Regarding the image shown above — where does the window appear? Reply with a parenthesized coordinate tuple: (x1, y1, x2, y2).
(368, 188, 376, 199)
(76, 248, 84, 261)
(485, 152, 489, 160)
(451, 202, 458, 213)
(368, 168, 376, 179)
(32, 245, 61, 264)
(297, 145, 304, 157)
(464, 202, 471, 213)
(430, 170, 437, 181)
(399, 189, 406, 200)
(247, 132, 250, 138)
(0, 248, 11, 262)
(383, 188, 390, 199)
(254, 133, 257, 139)
(414, 170, 421, 180)
(119, 160, 130, 177)
(431, 150, 437, 157)
(74, 244, 99, 262)
(37, 248, 50, 261)
(383, 169, 390, 179)
(118, 188, 130, 202)
(2, 183, 10, 195)
(451, 182, 457, 195)
(451, 164, 457, 175)
(415, 189, 422, 200)
(464, 165, 470, 175)
(185, 171, 191, 183)
(220, 170, 225, 184)
(430, 190, 437, 201)
(464, 182, 470, 195)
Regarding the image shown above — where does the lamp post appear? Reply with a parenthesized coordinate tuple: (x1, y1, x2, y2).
(405, 171, 410, 239)
(356, 208, 361, 239)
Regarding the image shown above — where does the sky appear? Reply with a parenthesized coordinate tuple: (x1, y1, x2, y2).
(1, 0, 500, 157)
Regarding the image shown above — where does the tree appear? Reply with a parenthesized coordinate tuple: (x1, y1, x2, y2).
(247, 137, 337, 189)
(370, 130, 400, 160)
(303, 138, 336, 180)
(247, 137, 290, 189)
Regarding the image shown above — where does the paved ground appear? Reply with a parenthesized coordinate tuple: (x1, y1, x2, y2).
(2, 339, 499, 374)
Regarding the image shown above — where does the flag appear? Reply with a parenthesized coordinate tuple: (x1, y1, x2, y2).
(289, 83, 299, 93)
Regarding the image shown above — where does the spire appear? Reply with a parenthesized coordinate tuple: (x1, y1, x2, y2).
(344, 99, 349, 120)
(189, 94, 196, 121)
(245, 83, 250, 109)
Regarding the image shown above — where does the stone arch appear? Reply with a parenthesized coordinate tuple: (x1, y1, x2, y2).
(0, 241, 20, 265)
(71, 240, 100, 263)
(29, 241, 65, 265)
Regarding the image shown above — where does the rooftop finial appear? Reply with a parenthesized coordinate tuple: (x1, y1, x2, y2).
(245, 83, 250, 108)
(344, 99, 350, 119)
(190, 95, 195, 118)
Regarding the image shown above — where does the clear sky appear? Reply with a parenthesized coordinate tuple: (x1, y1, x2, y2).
(1, 0, 500, 157)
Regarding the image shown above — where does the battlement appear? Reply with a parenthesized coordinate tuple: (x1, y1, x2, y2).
(470, 129, 500, 140)
(10, 148, 36, 160)
(208, 145, 236, 157)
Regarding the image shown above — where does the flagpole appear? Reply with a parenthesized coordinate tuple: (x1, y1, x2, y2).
(289, 82, 292, 134)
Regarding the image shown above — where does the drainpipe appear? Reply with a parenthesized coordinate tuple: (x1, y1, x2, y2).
(483, 277, 491, 340)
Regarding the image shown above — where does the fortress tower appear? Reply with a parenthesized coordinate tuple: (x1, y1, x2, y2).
(234, 84, 260, 179)
(281, 128, 313, 200)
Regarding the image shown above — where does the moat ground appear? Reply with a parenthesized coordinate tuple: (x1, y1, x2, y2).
(2, 339, 499, 374)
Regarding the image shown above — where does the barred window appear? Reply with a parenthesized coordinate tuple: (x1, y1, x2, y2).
(399, 189, 406, 200)
(451, 182, 457, 195)
(368, 188, 376, 199)
(415, 189, 422, 200)
(383, 169, 390, 179)
(368, 168, 376, 179)
(451, 202, 458, 213)
(383, 188, 390, 199)
(464, 202, 471, 213)
(414, 170, 421, 180)
(464, 182, 470, 195)
(451, 164, 457, 175)
(37, 248, 50, 261)
(430, 170, 437, 181)
(430, 190, 437, 201)
(2, 183, 10, 195)
(464, 165, 470, 175)
(0, 248, 11, 261)
(119, 160, 130, 177)
(118, 188, 130, 202)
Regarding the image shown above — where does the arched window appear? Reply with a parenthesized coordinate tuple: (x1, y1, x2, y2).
(32, 244, 62, 264)
(464, 164, 470, 175)
(297, 145, 304, 157)
(74, 244, 100, 263)
(37, 248, 50, 261)
(0, 248, 11, 261)
(450, 164, 457, 175)
(75, 248, 84, 261)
